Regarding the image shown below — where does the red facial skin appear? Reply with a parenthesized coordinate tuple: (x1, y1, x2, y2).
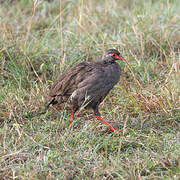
(109, 53, 125, 61)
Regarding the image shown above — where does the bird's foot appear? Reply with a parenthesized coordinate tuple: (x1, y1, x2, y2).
(109, 126, 122, 133)
(69, 109, 74, 129)
(69, 123, 72, 129)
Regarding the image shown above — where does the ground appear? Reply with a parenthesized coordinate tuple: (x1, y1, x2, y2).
(0, 0, 180, 179)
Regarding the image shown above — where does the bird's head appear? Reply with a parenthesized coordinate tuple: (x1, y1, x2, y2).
(103, 49, 125, 62)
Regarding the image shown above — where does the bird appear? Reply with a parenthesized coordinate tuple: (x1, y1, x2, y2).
(45, 49, 124, 133)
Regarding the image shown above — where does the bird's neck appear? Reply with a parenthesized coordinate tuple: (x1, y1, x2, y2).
(102, 57, 115, 64)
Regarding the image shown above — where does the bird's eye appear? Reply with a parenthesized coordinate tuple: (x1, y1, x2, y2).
(113, 54, 115, 57)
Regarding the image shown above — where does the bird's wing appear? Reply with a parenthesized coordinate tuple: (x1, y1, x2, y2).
(46, 62, 92, 104)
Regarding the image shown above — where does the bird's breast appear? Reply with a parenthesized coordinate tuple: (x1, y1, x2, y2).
(104, 63, 121, 84)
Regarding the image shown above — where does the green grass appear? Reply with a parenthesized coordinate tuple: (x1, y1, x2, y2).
(0, 0, 180, 179)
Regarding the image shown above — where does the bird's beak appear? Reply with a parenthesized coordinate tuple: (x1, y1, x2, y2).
(115, 54, 125, 61)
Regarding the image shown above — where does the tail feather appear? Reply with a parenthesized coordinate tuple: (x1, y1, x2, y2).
(45, 97, 58, 107)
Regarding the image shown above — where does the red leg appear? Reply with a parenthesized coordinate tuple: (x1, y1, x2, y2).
(96, 116, 120, 133)
(69, 109, 74, 128)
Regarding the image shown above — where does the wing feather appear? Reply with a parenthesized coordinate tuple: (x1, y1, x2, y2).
(46, 62, 92, 105)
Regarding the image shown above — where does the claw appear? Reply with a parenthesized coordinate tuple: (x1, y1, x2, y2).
(109, 126, 120, 133)
(96, 115, 121, 133)
(69, 123, 72, 129)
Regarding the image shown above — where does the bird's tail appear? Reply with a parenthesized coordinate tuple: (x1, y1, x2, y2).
(45, 97, 58, 107)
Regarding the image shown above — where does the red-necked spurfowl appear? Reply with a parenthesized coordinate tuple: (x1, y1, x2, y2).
(45, 49, 124, 132)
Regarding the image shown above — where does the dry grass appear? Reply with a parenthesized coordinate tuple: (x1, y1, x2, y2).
(0, 0, 180, 179)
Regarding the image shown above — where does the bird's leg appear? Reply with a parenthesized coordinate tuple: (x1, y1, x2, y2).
(96, 116, 119, 133)
(69, 109, 74, 128)
(93, 106, 120, 133)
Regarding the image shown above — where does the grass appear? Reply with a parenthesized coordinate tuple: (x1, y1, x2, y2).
(0, 0, 180, 179)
